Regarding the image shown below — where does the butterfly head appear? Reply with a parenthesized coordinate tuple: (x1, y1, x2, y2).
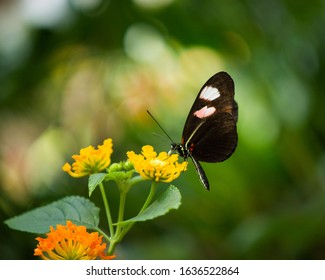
(169, 143, 190, 160)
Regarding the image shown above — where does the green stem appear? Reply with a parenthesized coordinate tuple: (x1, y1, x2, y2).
(119, 181, 158, 240)
(108, 185, 127, 255)
(96, 227, 111, 243)
(139, 180, 158, 214)
(99, 183, 114, 238)
(128, 175, 145, 189)
(116, 190, 127, 235)
(107, 181, 159, 255)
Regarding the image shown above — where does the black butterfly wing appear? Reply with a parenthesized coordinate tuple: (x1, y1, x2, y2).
(182, 71, 238, 162)
(187, 112, 237, 162)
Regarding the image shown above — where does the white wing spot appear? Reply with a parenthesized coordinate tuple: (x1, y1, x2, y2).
(194, 106, 216, 119)
(200, 86, 220, 101)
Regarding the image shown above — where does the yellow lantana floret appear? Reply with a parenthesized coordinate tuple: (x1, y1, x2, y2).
(127, 145, 187, 183)
(34, 220, 115, 260)
(62, 138, 113, 178)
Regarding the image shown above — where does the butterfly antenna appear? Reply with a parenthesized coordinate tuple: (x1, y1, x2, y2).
(147, 110, 174, 143)
(152, 132, 170, 142)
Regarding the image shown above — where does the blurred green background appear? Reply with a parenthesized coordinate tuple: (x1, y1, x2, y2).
(1, 0, 325, 260)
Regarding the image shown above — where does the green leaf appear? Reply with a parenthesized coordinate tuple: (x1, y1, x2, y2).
(4, 196, 100, 234)
(88, 173, 106, 196)
(117, 185, 182, 226)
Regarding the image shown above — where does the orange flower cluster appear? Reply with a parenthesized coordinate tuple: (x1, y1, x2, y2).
(34, 221, 115, 260)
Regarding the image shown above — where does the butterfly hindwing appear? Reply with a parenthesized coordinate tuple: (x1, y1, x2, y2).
(187, 112, 238, 162)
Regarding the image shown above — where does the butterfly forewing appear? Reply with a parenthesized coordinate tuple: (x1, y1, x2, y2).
(182, 71, 237, 144)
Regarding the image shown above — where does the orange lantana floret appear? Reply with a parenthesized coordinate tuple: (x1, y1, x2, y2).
(34, 220, 115, 260)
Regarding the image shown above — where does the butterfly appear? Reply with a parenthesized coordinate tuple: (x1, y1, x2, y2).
(148, 71, 238, 190)
(170, 71, 238, 190)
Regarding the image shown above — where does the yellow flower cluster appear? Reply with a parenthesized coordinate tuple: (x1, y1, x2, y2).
(34, 221, 115, 260)
(61, 138, 187, 184)
(62, 139, 113, 177)
(127, 145, 187, 183)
